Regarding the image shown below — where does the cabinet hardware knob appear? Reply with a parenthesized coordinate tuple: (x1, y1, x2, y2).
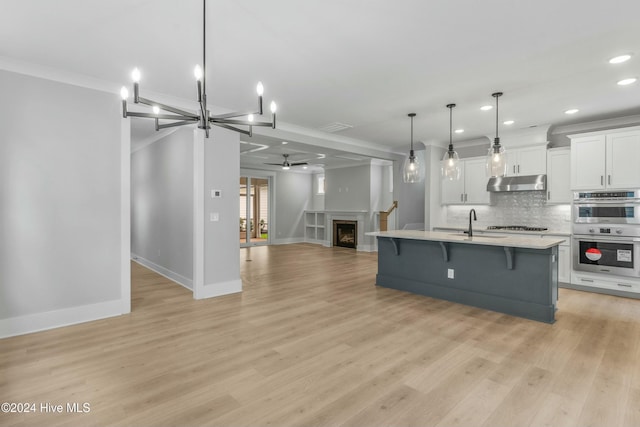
(608, 175, 611, 185)
(601, 176, 604, 185)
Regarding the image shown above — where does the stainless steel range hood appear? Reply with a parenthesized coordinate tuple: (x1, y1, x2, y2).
(487, 174, 546, 192)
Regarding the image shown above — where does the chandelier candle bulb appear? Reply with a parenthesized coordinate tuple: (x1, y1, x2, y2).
(120, 87, 129, 118)
(270, 101, 277, 128)
(256, 82, 264, 114)
(131, 68, 141, 103)
(131, 68, 141, 83)
(194, 65, 203, 81)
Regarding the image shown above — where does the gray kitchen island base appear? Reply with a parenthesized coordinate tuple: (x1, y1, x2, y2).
(375, 236, 558, 323)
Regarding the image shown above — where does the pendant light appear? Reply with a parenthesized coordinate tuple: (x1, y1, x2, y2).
(441, 103, 461, 180)
(486, 92, 507, 177)
(402, 113, 425, 183)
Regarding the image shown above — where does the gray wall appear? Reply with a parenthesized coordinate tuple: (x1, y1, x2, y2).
(311, 172, 325, 211)
(274, 171, 312, 242)
(0, 70, 123, 321)
(325, 164, 371, 211)
(131, 128, 194, 287)
(393, 151, 426, 229)
(204, 127, 241, 288)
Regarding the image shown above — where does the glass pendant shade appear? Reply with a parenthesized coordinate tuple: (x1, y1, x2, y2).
(441, 150, 461, 180)
(403, 151, 425, 183)
(486, 143, 507, 177)
(485, 92, 507, 177)
(402, 113, 425, 183)
(441, 103, 460, 181)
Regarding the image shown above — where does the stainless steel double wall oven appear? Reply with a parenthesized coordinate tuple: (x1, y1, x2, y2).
(572, 190, 640, 278)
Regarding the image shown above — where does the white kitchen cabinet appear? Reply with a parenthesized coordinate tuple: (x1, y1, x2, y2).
(607, 130, 640, 188)
(558, 244, 570, 284)
(506, 145, 547, 176)
(441, 157, 490, 205)
(572, 272, 640, 295)
(543, 235, 571, 284)
(546, 147, 571, 204)
(570, 127, 640, 190)
(441, 167, 465, 204)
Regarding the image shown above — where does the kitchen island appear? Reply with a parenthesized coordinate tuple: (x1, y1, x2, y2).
(367, 230, 566, 323)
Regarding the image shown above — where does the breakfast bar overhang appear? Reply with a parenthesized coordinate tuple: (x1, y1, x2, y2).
(367, 230, 566, 323)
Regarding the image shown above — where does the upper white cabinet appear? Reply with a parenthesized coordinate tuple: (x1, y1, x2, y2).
(570, 127, 640, 190)
(546, 148, 571, 204)
(506, 146, 547, 176)
(441, 157, 490, 205)
(607, 130, 640, 188)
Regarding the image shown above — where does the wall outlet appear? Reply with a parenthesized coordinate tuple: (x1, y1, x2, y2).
(447, 269, 455, 279)
(210, 212, 219, 222)
(211, 189, 222, 198)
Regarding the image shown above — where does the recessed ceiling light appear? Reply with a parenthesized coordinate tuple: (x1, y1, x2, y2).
(302, 166, 308, 169)
(609, 54, 632, 64)
(454, 129, 464, 134)
(565, 109, 579, 115)
(281, 141, 288, 145)
(617, 77, 637, 86)
(480, 105, 493, 111)
(503, 120, 515, 125)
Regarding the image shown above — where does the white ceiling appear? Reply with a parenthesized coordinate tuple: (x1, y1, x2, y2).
(4, 0, 640, 162)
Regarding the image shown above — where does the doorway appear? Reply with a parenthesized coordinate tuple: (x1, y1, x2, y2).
(240, 176, 271, 246)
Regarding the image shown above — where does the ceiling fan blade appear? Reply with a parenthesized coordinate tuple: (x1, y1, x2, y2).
(291, 162, 308, 166)
(264, 162, 284, 165)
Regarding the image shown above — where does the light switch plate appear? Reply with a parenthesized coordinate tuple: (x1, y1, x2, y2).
(447, 269, 455, 279)
(210, 212, 219, 222)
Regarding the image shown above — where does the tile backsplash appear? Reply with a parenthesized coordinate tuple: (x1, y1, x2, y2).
(443, 191, 572, 233)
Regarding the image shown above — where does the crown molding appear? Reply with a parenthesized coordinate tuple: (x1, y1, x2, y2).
(551, 114, 640, 135)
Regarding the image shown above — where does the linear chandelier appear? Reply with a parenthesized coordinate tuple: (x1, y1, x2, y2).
(119, 0, 277, 138)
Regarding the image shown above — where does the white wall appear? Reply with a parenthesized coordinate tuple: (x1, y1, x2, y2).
(131, 128, 194, 288)
(274, 171, 312, 243)
(0, 70, 128, 337)
(199, 126, 242, 297)
(325, 165, 371, 211)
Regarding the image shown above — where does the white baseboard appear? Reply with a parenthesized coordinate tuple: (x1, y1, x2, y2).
(195, 279, 242, 300)
(131, 254, 193, 290)
(272, 237, 305, 245)
(0, 299, 124, 339)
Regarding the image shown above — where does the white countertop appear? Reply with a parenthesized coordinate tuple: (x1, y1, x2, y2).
(432, 226, 571, 237)
(367, 230, 566, 249)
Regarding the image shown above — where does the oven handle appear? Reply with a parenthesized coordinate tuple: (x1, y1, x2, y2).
(573, 200, 640, 205)
(572, 235, 640, 243)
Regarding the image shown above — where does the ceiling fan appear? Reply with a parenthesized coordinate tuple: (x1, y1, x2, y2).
(264, 154, 308, 170)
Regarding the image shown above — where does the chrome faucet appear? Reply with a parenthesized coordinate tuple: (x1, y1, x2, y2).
(467, 209, 477, 237)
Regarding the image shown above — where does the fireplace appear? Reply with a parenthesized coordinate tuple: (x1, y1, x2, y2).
(333, 220, 357, 249)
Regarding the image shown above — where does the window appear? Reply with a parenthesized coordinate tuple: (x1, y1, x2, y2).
(316, 174, 325, 195)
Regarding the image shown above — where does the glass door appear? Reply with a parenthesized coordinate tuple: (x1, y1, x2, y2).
(240, 176, 270, 247)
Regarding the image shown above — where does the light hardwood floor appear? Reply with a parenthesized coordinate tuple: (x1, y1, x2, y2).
(2, 243, 640, 427)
